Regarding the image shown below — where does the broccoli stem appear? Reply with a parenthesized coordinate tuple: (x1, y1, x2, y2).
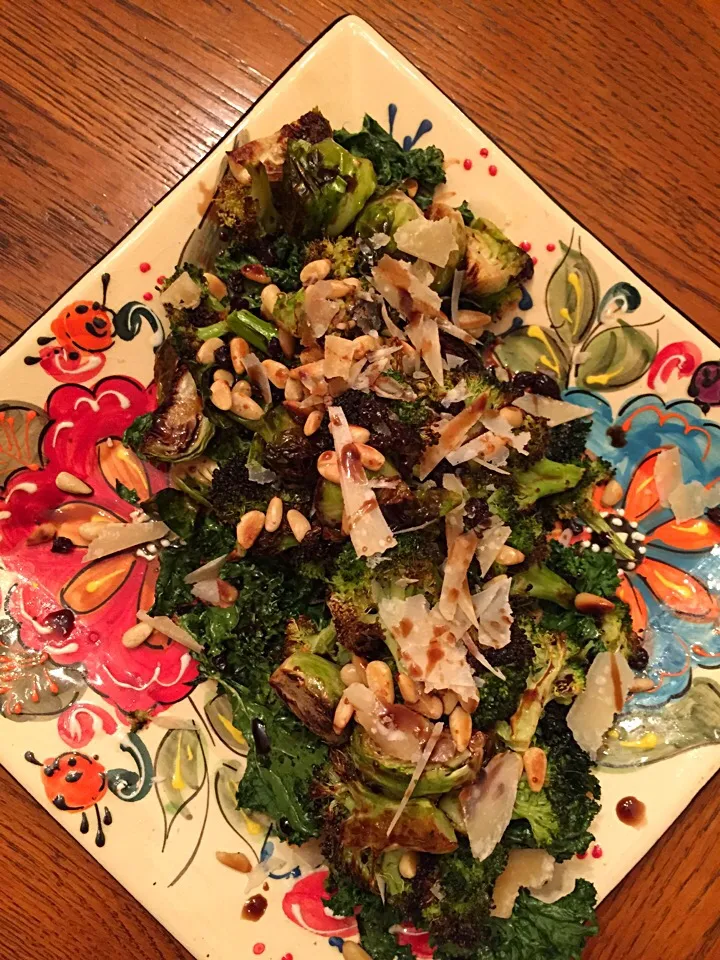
(197, 320, 230, 341)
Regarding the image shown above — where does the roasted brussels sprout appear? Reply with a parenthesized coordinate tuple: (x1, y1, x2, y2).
(270, 652, 346, 744)
(462, 216, 533, 315)
(355, 190, 423, 251)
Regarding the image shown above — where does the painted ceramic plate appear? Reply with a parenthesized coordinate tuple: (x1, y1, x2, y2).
(1, 16, 719, 960)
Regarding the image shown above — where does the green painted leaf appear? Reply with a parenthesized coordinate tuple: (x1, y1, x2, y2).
(576, 320, 657, 390)
(154, 727, 208, 846)
(495, 324, 570, 387)
(205, 693, 248, 756)
(545, 239, 600, 343)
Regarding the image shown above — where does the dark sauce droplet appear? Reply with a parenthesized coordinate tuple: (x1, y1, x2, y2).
(511, 370, 560, 399)
(52, 795, 70, 811)
(80, 812, 89, 834)
(278, 817, 291, 836)
(43, 609, 75, 637)
(616, 796, 647, 827)
(103, 807, 113, 826)
(95, 826, 106, 847)
(251, 718, 271, 756)
(242, 894, 268, 922)
(24, 751, 42, 766)
(51, 536, 75, 554)
(606, 425, 627, 448)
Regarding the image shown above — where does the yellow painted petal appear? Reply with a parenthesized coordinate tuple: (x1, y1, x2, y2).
(51, 501, 121, 546)
(61, 553, 136, 614)
(97, 439, 151, 501)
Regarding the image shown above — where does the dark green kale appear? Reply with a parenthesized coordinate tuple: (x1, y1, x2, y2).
(545, 419, 592, 464)
(472, 627, 534, 730)
(483, 880, 598, 960)
(505, 704, 600, 861)
(546, 541, 620, 598)
(122, 412, 153, 455)
(326, 872, 414, 960)
(334, 115, 446, 196)
(115, 480, 140, 504)
(455, 200, 476, 225)
(145, 488, 198, 539)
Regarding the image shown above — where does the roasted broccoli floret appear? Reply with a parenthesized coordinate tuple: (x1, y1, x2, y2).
(506, 703, 600, 860)
(514, 458, 585, 509)
(305, 235, 359, 277)
(510, 564, 576, 609)
(545, 418, 592, 464)
(472, 626, 534, 730)
(546, 540, 620, 598)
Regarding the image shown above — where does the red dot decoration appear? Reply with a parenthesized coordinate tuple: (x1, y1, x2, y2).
(282, 954, 293, 960)
(253, 945, 266, 956)
(479, 147, 489, 157)
(546, 243, 556, 252)
(156, 275, 166, 285)
(139, 262, 151, 273)
(532, 256, 538, 265)
(488, 165, 498, 177)
(592, 844, 603, 859)
(576, 851, 588, 860)
(463, 158, 472, 170)
(520, 241, 532, 252)
(143, 292, 153, 301)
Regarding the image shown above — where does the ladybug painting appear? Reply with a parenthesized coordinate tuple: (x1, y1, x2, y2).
(25, 749, 113, 846)
(24, 273, 163, 384)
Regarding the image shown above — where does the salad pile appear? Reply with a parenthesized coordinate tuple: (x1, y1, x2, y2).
(123, 110, 649, 959)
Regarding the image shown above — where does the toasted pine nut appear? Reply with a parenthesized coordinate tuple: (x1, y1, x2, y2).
(317, 451, 341, 484)
(574, 592, 615, 616)
(55, 471, 92, 496)
(523, 747, 547, 792)
(262, 358, 290, 389)
(27, 522, 57, 545)
(304, 410, 324, 436)
(342, 943, 372, 960)
(231, 393, 264, 420)
(629, 676, 655, 693)
(366, 661, 395, 704)
(196, 336, 224, 365)
(240, 263, 272, 285)
(333, 694, 355, 734)
(352, 335, 378, 360)
(442, 690, 459, 715)
(414, 693, 443, 720)
(264, 496, 283, 532)
(232, 379, 252, 398)
(287, 509, 311, 543)
(460, 697, 478, 715)
(285, 378, 304, 401)
(500, 405, 524, 428)
(601, 479, 623, 507)
(326, 279, 354, 299)
(497, 545, 526, 566)
(398, 851, 418, 879)
(340, 663, 366, 687)
(455, 309, 492, 331)
(349, 425, 371, 444)
(300, 258, 332, 284)
(397, 673, 420, 704)
(404, 178, 419, 197)
(260, 283, 280, 320)
(210, 379, 232, 411)
(77, 521, 109, 541)
(217, 581, 239, 606)
(236, 510, 265, 549)
(213, 369, 234, 386)
(230, 337, 249, 374)
(449, 705, 472, 752)
(299, 346, 324, 364)
(215, 850, 252, 872)
(357, 443, 385, 471)
(342, 277, 362, 292)
(122, 621, 153, 649)
(204, 272, 228, 300)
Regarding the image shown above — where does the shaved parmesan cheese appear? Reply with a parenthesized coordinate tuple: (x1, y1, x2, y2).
(370, 232, 391, 249)
(324, 335, 355, 380)
(450, 269, 464, 327)
(378, 595, 478, 706)
(491, 850, 556, 918)
(136, 612, 203, 653)
(437, 316, 479, 345)
(190, 579, 221, 605)
(243, 352, 272, 405)
(406, 316, 443, 386)
(472, 576, 513, 648)
(394, 217, 458, 267)
(439, 531, 478, 621)
(418, 395, 489, 479)
(380, 301, 407, 341)
(653, 446, 683, 507)
(442, 380, 469, 407)
(372, 255, 442, 322)
(184, 554, 229, 584)
(160, 271, 202, 310)
(328, 406, 397, 558)
(479, 411, 531, 454)
(305, 280, 341, 338)
(386, 722, 445, 839)
(461, 752, 523, 861)
(372, 375, 416, 401)
(446, 432, 509, 469)
(513, 393, 592, 427)
(84, 520, 170, 562)
(475, 519, 512, 576)
(668, 480, 720, 523)
(566, 652, 635, 758)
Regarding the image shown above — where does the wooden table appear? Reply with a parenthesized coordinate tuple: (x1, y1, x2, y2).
(1, 1, 719, 957)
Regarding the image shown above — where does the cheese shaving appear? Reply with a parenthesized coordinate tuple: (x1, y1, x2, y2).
(439, 531, 478, 621)
(372, 255, 442, 321)
(394, 217, 458, 267)
(653, 446, 683, 507)
(380, 301, 407, 341)
(305, 281, 341, 338)
(472, 576, 513, 649)
(407, 316, 444, 386)
(513, 393, 593, 426)
(446, 432, 509, 468)
(566, 652, 635, 758)
(386, 721, 444, 839)
(84, 520, 170, 562)
(418, 395, 488, 479)
(243, 352, 272, 405)
(475, 518, 512, 576)
(462, 632, 506, 680)
(160, 271, 202, 310)
(328, 406, 396, 558)
(324, 335, 355, 380)
(136, 612, 203, 653)
(668, 480, 720, 523)
(461, 752, 523, 861)
(450, 269, 464, 327)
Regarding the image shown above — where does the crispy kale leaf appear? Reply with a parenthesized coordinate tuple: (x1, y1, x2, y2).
(334, 115, 446, 194)
(483, 880, 598, 960)
(546, 541, 620, 598)
(326, 872, 414, 960)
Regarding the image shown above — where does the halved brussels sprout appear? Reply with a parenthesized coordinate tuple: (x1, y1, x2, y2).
(355, 190, 423, 251)
(270, 653, 346, 744)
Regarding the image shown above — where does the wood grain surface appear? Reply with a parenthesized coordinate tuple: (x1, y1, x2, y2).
(0, 1, 719, 957)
